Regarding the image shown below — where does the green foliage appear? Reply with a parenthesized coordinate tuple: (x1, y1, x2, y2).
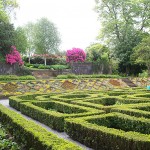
(14, 27, 28, 54)
(0, 124, 20, 150)
(65, 113, 150, 150)
(34, 18, 61, 56)
(7, 88, 150, 149)
(86, 43, 113, 73)
(50, 65, 69, 70)
(56, 74, 121, 79)
(138, 70, 149, 77)
(132, 36, 150, 76)
(0, 75, 36, 81)
(0, 21, 15, 57)
(9, 95, 103, 131)
(95, 0, 150, 74)
(0, 105, 82, 150)
(0, 0, 18, 22)
(86, 43, 109, 62)
(23, 22, 35, 63)
(25, 63, 69, 70)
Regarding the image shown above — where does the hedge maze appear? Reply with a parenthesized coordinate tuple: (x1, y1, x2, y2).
(3, 88, 150, 149)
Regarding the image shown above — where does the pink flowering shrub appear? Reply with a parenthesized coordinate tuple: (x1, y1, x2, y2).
(66, 48, 86, 63)
(6, 46, 24, 65)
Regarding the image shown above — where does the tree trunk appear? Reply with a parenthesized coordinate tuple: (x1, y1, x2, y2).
(101, 64, 104, 74)
(28, 50, 31, 64)
(109, 65, 112, 74)
(44, 57, 47, 66)
(29, 56, 31, 64)
(126, 65, 129, 76)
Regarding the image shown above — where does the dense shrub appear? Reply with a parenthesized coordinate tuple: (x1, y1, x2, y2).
(6, 46, 23, 65)
(66, 48, 86, 63)
(0, 105, 82, 150)
(65, 113, 150, 150)
(0, 75, 36, 81)
(9, 95, 104, 131)
(56, 74, 121, 79)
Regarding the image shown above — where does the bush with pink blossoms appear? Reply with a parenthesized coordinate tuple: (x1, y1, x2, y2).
(66, 48, 86, 63)
(6, 46, 24, 65)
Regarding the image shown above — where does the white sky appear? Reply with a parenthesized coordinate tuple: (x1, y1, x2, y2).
(12, 0, 101, 51)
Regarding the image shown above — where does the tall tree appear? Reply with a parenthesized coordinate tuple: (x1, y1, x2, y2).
(86, 43, 113, 73)
(23, 22, 35, 64)
(95, 0, 150, 74)
(34, 18, 61, 65)
(0, 21, 15, 54)
(0, 0, 18, 22)
(14, 27, 28, 55)
(132, 36, 150, 76)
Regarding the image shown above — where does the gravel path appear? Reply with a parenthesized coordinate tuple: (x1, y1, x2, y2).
(0, 99, 93, 150)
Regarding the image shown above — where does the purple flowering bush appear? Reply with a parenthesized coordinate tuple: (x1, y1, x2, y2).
(66, 48, 86, 63)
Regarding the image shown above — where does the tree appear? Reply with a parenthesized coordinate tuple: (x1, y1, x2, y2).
(95, 0, 150, 74)
(23, 22, 35, 64)
(132, 36, 150, 76)
(14, 27, 28, 55)
(34, 18, 61, 65)
(86, 43, 112, 73)
(0, 20, 15, 56)
(0, 0, 18, 22)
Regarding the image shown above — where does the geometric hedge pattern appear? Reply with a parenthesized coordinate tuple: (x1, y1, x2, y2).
(9, 88, 150, 150)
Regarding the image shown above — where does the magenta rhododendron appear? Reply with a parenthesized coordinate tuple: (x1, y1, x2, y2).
(6, 46, 24, 65)
(66, 48, 86, 63)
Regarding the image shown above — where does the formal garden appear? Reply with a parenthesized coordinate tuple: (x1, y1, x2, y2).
(0, 0, 150, 150)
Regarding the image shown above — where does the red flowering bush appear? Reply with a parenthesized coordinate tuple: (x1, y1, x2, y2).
(6, 46, 24, 65)
(66, 48, 86, 63)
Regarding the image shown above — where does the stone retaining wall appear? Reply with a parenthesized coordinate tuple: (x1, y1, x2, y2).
(0, 78, 149, 97)
(31, 69, 72, 79)
(0, 62, 20, 75)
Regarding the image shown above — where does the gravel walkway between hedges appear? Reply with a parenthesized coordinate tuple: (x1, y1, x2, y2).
(0, 99, 93, 150)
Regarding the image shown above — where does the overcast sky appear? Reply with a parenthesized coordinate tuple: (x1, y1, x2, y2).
(12, 0, 101, 51)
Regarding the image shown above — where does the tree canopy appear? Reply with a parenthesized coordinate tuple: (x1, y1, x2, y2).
(95, 0, 150, 74)
(0, 21, 15, 55)
(33, 18, 61, 65)
(14, 27, 28, 54)
(132, 36, 150, 75)
(0, 0, 18, 22)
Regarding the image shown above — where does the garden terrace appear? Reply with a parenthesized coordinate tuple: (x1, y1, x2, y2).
(65, 113, 150, 150)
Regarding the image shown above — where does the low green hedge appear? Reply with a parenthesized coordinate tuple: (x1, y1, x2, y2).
(25, 63, 69, 70)
(56, 74, 121, 79)
(49, 92, 99, 103)
(111, 103, 150, 118)
(9, 94, 45, 110)
(0, 105, 82, 150)
(0, 75, 36, 81)
(19, 101, 104, 131)
(65, 112, 150, 150)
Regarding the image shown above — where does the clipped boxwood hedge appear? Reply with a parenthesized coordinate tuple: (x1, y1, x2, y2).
(0, 105, 82, 150)
(0, 75, 36, 81)
(65, 112, 150, 150)
(9, 95, 104, 131)
(111, 103, 150, 118)
(56, 74, 121, 79)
